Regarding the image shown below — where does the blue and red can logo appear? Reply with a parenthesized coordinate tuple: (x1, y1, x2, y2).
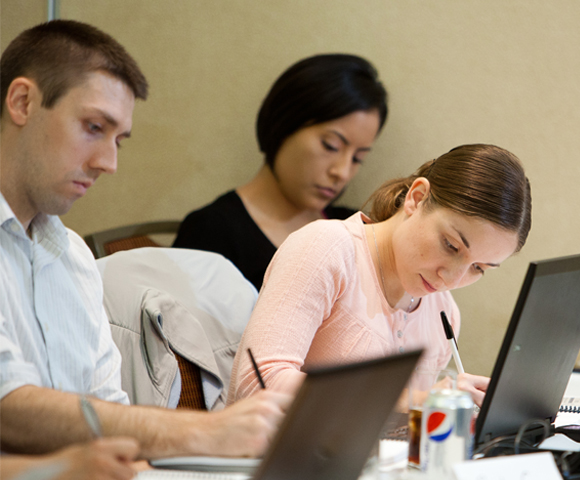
(426, 411, 453, 442)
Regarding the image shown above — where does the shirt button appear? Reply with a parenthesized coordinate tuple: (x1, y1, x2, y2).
(10, 222, 20, 233)
(404, 314, 408, 321)
(397, 330, 403, 338)
(399, 347, 405, 353)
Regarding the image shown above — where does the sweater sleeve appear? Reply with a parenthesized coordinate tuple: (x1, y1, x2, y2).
(230, 220, 355, 400)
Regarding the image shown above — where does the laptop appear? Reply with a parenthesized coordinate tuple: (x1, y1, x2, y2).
(475, 253, 580, 446)
(151, 349, 422, 480)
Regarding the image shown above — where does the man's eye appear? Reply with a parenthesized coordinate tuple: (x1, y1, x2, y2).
(87, 123, 102, 133)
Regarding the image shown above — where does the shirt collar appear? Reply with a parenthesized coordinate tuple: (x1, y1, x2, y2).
(0, 191, 69, 252)
(0, 191, 23, 235)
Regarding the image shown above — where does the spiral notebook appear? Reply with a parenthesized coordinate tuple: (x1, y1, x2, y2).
(559, 397, 580, 414)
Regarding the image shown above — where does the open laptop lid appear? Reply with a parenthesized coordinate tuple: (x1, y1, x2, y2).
(254, 350, 422, 480)
(475, 253, 580, 446)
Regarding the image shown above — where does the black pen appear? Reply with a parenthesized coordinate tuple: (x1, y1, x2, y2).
(440, 311, 465, 374)
(247, 348, 266, 389)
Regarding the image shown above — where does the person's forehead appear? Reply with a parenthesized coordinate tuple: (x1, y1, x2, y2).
(70, 71, 134, 99)
(60, 71, 135, 127)
(436, 208, 519, 259)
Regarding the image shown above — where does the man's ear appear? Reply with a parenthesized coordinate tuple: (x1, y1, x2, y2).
(4, 77, 40, 126)
(403, 178, 431, 216)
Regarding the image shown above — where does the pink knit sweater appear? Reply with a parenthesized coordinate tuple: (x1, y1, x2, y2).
(228, 213, 460, 403)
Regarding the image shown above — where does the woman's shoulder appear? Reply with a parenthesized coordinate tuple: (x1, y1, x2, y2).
(183, 190, 245, 220)
(279, 215, 364, 268)
(173, 191, 257, 249)
(177, 191, 253, 232)
(289, 214, 358, 242)
(265, 218, 361, 291)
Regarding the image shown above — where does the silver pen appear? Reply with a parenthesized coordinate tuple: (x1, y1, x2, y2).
(79, 395, 103, 439)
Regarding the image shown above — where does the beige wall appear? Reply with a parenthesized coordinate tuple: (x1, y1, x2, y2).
(2, 1, 580, 376)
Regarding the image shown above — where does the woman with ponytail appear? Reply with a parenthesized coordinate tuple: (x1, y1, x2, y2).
(228, 144, 532, 406)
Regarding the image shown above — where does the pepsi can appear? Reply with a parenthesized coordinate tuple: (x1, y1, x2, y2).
(420, 388, 474, 478)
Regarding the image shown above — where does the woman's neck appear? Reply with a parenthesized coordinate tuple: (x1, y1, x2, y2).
(366, 213, 409, 309)
(237, 165, 323, 247)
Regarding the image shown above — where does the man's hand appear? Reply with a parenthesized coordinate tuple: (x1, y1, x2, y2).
(191, 390, 292, 457)
(1, 437, 139, 480)
(53, 437, 139, 480)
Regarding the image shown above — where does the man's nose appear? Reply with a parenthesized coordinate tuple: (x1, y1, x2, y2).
(91, 142, 118, 175)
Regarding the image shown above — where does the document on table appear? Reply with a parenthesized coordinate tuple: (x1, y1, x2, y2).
(137, 470, 250, 480)
(452, 452, 561, 480)
(149, 456, 258, 474)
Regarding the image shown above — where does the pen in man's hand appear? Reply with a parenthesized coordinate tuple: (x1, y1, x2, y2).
(440, 311, 465, 374)
(80, 395, 103, 439)
(247, 348, 266, 389)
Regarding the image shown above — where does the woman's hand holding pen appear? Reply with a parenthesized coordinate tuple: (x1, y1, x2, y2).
(456, 373, 490, 407)
(423, 372, 488, 408)
(439, 311, 489, 407)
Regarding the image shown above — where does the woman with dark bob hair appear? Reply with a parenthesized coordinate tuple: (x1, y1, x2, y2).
(173, 54, 388, 290)
(228, 144, 532, 407)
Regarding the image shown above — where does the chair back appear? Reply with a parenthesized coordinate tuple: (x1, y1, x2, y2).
(85, 221, 181, 258)
(175, 352, 206, 410)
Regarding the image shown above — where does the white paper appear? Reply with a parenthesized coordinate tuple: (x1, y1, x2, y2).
(452, 452, 561, 480)
(540, 433, 580, 452)
(379, 439, 408, 464)
(137, 471, 249, 479)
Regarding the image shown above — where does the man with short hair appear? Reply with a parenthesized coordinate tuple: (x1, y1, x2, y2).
(0, 20, 288, 458)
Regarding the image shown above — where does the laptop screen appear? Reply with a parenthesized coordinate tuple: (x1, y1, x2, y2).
(254, 350, 422, 480)
(476, 253, 580, 445)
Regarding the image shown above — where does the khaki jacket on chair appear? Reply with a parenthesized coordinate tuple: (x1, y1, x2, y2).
(96, 248, 258, 410)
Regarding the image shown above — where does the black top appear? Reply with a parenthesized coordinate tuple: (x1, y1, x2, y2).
(173, 191, 355, 290)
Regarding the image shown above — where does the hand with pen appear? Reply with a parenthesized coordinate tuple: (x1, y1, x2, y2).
(202, 393, 291, 457)
(190, 350, 292, 458)
(440, 311, 490, 407)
